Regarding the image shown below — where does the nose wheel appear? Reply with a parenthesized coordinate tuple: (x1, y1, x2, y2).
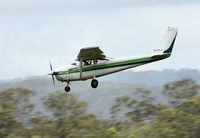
(64, 82, 70, 92)
(91, 79, 98, 88)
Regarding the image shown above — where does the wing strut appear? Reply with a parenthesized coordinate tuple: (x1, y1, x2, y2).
(80, 57, 83, 79)
(94, 58, 97, 64)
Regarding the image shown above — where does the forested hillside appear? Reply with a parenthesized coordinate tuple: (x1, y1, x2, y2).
(0, 78, 200, 138)
(0, 69, 199, 119)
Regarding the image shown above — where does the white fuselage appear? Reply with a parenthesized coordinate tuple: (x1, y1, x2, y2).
(54, 53, 169, 82)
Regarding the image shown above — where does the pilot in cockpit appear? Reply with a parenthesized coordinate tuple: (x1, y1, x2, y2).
(84, 60, 92, 66)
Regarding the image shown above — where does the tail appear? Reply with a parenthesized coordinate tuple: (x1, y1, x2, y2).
(162, 27, 178, 54)
(153, 27, 178, 55)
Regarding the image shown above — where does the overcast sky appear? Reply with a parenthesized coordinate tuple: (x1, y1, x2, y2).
(0, 0, 200, 79)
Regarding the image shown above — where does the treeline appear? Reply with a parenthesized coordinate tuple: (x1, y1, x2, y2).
(0, 79, 200, 138)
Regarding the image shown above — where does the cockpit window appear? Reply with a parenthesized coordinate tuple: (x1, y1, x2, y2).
(83, 59, 108, 66)
(83, 60, 92, 66)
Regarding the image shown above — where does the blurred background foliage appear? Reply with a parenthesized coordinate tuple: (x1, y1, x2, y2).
(0, 78, 200, 138)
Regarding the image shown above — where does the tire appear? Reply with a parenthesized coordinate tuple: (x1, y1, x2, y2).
(65, 86, 70, 92)
(91, 79, 98, 88)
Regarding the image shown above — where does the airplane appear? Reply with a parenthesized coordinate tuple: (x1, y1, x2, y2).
(48, 27, 178, 92)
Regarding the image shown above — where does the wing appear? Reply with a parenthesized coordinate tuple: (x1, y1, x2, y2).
(77, 47, 106, 61)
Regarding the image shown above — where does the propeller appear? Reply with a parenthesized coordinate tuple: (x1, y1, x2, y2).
(49, 60, 55, 86)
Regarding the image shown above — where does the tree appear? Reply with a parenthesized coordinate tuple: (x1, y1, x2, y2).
(110, 88, 158, 125)
(131, 94, 200, 138)
(27, 115, 56, 138)
(163, 78, 200, 106)
(0, 88, 35, 137)
(43, 91, 87, 120)
(0, 109, 22, 138)
(42, 91, 89, 138)
(0, 88, 35, 122)
(42, 91, 113, 138)
(110, 96, 130, 121)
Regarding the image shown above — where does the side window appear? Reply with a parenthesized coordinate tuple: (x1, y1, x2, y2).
(84, 60, 93, 66)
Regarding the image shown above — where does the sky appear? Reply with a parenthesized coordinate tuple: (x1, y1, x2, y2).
(0, 0, 200, 79)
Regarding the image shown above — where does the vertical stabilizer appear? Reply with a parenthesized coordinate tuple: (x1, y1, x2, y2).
(162, 27, 178, 54)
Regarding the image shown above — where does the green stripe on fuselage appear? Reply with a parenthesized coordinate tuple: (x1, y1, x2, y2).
(58, 54, 170, 75)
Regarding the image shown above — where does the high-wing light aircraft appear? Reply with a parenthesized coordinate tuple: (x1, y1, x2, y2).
(48, 27, 178, 92)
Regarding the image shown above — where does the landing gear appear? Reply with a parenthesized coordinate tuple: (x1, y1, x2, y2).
(91, 79, 98, 88)
(64, 82, 70, 92)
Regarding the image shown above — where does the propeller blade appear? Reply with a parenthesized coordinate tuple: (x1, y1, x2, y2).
(52, 75, 55, 86)
(49, 60, 53, 71)
(49, 59, 55, 86)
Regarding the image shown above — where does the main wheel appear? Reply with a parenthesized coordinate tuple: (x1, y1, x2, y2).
(65, 86, 70, 92)
(91, 79, 98, 88)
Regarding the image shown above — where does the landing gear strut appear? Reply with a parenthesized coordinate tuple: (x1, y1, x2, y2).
(64, 82, 70, 92)
(91, 79, 98, 88)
